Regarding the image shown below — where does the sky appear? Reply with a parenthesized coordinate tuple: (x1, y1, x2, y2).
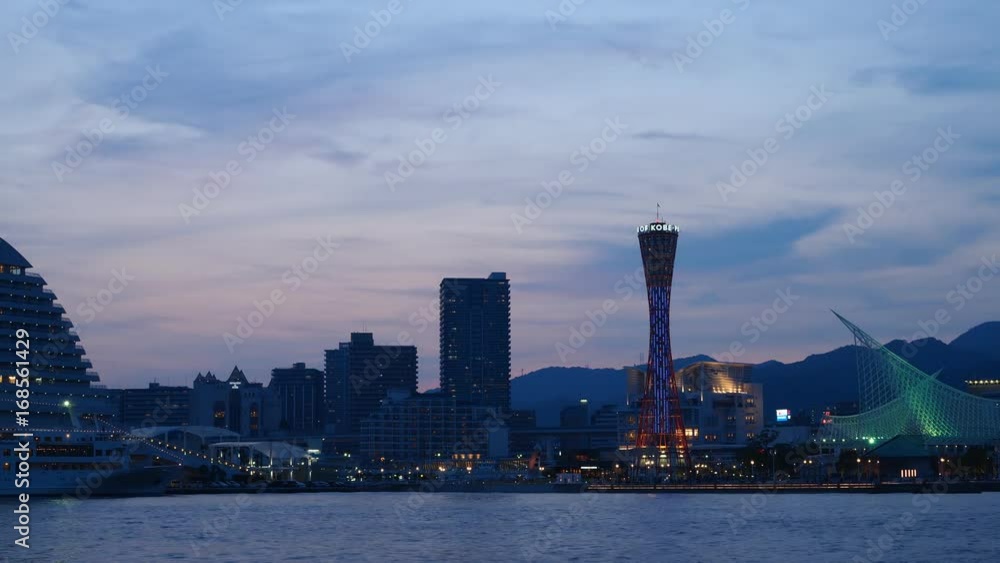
(2, 0, 998, 390)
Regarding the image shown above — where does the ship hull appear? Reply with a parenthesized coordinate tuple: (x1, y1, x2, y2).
(1, 465, 180, 498)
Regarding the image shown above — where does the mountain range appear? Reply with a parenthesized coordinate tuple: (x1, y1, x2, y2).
(512, 322, 1000, 426)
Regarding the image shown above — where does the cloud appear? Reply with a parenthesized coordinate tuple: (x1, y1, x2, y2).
(852, 64, 1000, 95)
(1, 0, 998, 390)
(632, 130, 719, 142)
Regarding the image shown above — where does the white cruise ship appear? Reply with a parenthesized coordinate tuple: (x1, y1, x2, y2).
(0, 428, 180, 497)
(0, 237, 178, 497)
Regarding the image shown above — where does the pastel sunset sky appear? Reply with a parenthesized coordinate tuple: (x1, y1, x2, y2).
(3, 0, 998, 389)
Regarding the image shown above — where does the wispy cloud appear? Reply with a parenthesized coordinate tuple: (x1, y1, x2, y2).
(1, 0, 998, 389)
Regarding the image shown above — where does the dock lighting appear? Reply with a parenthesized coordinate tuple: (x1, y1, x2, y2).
(63, 400, 71, 407)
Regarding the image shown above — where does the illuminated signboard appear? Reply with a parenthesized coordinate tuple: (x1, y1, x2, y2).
(776, 409, 791, 423)
(637, 223, 680, 234)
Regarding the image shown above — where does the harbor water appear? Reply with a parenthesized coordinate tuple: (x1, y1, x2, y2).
(1, 492, 997, 562)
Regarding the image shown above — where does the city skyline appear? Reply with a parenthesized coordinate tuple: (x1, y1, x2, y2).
(2, 1, 999, 391)
(4, 3, 1000, 561)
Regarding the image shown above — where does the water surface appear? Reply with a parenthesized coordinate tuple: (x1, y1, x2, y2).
(1, 492, 997, 562)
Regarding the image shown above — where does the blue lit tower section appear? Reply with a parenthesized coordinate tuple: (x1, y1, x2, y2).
(635, 221, 690, 472)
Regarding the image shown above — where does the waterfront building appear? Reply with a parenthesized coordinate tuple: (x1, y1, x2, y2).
(439, 273, 511, 412)
(965, 379, 1000, 400)
(507, 409, 538, 455)
(360, 390, 508, 465)
(120, 383, 190, 428)
(588, 404, 621, 451)
(616, 362, 764, 463)
(560, 399, 590, 428)
(324, 332, 418, 437)
(189, 367, 278, 438)
(509, 404, 622, 468)
(824, 313, 1000, 448)
(676, 361, 764, 452)
(625, 366, 645, 407)
(0, 237, 118, 426)
(0, 237, 183, 496)
(617, 408, 639, 454)
(508, 409, 537, 430)
(269, 362, 325, 434)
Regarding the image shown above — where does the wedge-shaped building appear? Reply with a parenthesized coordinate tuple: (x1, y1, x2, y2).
(1, 237, 116, 426)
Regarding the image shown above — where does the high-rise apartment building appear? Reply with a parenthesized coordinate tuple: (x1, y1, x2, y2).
(439, 272, 511, 412)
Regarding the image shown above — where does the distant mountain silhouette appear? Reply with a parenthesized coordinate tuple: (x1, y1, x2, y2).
(512, 323, 999, 425)
(756, 329, 1000, 416)
(950, 322, 1000, 361)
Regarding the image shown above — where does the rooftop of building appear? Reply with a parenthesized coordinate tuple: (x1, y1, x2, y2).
(0, 236, 32, 268)
(441, 272, 508, 282)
